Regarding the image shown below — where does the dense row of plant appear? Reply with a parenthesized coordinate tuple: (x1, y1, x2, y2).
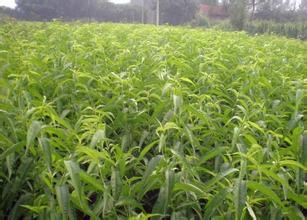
(0, 21, 306, 219)
(192, 16, 307, 40)
(244, 21, 307, 40)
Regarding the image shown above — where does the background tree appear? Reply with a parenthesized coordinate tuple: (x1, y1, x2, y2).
(199, 0, 219, 5)
(14, 0, 142, 22)
(0, 6, 16, 18)
(156, 0, 198, 25)
(145, 0, 197, 25)
(230, 0, 247, 30)
(298, 0, 307, 20)
(15, 0, 60, 20)
(10, 0, 307, 25)
(247, 0, 304, 22)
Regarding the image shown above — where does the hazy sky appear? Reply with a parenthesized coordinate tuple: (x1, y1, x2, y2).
(0, 0, 131, 8)
(0, 0, 302, 9)
(0, 0, 16, 8)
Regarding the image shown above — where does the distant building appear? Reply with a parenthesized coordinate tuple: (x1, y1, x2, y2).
(199, 4, 228, 19)
(130, 1, 229, 24)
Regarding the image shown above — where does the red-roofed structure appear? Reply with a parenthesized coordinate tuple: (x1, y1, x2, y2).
(199, 4, 228, 19)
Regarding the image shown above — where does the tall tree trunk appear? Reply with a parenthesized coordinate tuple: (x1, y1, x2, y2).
(156, 0, 160, 26)
(87, 0, 91, 22)
(141, 0, 144, 23)
(251, 0, 255, 20)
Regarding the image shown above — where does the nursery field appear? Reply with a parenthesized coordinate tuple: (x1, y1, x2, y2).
(0, 22, 306, 219)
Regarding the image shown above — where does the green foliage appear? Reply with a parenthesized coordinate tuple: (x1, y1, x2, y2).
(158, 0, 198, 25)
(203, 19, 307, 40)
(190, 13, 212, 28)
(0, 6, 16, 19)
(14, 0, 198, 25)
(15, 0, 143, 22)
(245, 21, 307, 40)
(0, 21, 306, 219)
(230, 0, 247, 30)
(199, 0, 218, 5)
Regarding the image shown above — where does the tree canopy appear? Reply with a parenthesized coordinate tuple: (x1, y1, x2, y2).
(14, 0, 142, 22)
(1, 0, 306, 25)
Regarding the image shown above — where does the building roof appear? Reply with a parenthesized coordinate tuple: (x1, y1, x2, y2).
(199, 4, 228, 17)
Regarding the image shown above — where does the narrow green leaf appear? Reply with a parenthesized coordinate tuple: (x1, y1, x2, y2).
(90, 128, 106, 148)
(173, 95, 183, 113)
(302, 133, 307, 166)
(231, 127, 240, 151)
(26, 121, 41, 153)
(152, 169, 175, 214)
(205, 168, 238, 189)
(111, 167, 122, 201)
(0, 141, 25, 160)
(180, 77, 195, 86)
(200, 147, 227, 165)
(287, 191, 307, 208)
(138, 140, 159, 162)
(158, 133, 167, 153)
(55, 184, 70, 220)
(64, 160, 82, 202)
(103, 184, 113, 217)
(20, 205, 48, 213)
(174, 182, 204, 196)
(142, 155, 162, 184)
(247, 181, 283, 208)
(285, 206, 305, 220)
(79, 171, 104, 192)
(38, 138, 52, 171)
(76, 146, 115, 165)
(203, 188, 228, 219)
(234, 179, 247, 220)
(246, 202, 257, 220)
(279, 160, 307, 171)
